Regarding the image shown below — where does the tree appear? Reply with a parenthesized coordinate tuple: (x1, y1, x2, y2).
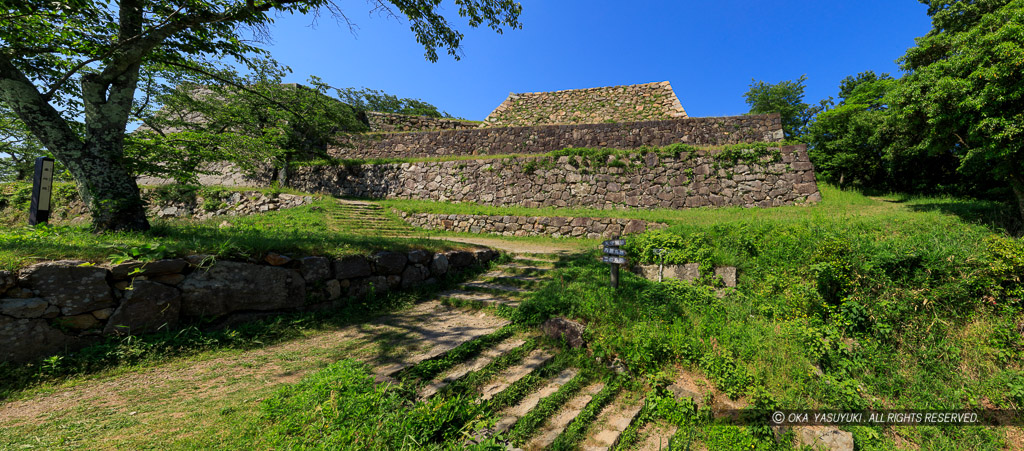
(805, 76, 895, 190)
(887, 0, 1024, 220)
(336, 87, 449, 118)
(130, 58, 368, 186)
(0, 0, 521, 232)
(743, 75, 823, 140)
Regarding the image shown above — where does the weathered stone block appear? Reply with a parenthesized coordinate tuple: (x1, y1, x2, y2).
(0, 298, 49, 319)
(298, 256, 332, 283)
(430, 253, 450, 276)
(370, 251, 408, 275)
(0, 270, 15, 296)
(20, 261, 114, 316)
(334, 255, 372, 279)
(104, 280, 181, 335)
(179, 262, 305, 318)
(0, 316, 73, 362)
(540, 317, 586, 348)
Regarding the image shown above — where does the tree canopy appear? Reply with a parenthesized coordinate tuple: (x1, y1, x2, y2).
(743, 75, 823, 140)
(0, 0, 522, 231)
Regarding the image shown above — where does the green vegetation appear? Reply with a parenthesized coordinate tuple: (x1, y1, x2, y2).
(0, 182, 463, 271)
(507, 188, 1023, 448)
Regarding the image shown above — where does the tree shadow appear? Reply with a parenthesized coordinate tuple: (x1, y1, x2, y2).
(906, 199, 1021, 237)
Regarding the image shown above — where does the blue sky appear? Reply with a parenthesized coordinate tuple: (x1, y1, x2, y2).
(264, 1, 932, 120)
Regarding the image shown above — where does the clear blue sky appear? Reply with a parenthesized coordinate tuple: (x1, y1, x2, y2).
(263, 0, 933, 120)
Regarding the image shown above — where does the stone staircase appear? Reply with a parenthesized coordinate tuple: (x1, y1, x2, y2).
(384, 253, 676, 450)
(329, 199, 417, 235)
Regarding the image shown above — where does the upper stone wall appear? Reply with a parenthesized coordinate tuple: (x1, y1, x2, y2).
(366, 112, 479, 132)
(331, 114, 783, 160)
(483, 81, 688, 127)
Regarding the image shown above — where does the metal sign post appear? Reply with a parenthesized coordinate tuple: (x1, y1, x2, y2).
(29, 157, 55, 226)
(653, 248, 666, 282)
(602, 236, 627, 289)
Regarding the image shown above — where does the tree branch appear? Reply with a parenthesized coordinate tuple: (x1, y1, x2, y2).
(0, 54, 83, 154)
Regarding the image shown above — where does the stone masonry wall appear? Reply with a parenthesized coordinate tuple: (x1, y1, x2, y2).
(331, 114, 783, 160)
(366, 111, 479, 132)
(0, 249, 499, 362)
(293, 145, 821, 210)
(483, 81, 688, 127)
(401, 212, 667, 240)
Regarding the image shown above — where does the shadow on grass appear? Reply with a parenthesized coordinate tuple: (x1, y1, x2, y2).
(0, 262, 495, 402)
(906, 199, 1022, 237)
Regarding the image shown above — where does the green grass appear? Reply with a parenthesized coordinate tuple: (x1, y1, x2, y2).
(506, 188, 1024, 448)
(0, 183, 474, 271)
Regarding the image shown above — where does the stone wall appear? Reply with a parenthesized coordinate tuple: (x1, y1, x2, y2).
(483, 81, 688, 127)
(293, 145, 821, 210)
(0, 249, 499, 362)
(331, 114, 783, 160)
(366, 111, 479, 132)
(400, 212, 668, 239)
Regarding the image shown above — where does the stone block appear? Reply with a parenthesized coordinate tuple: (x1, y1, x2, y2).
(179, 261, 305, 318)
(714, 267, 738, 287)
(0, 298, 49, 319)
(104, 280, 181, 335)
(334, 255, 372, 279)
(0, 316, 73, 362)
(298, 256, 332, 283)
(540, 317, 586, 348)
(20, 260, 114, 316)
(370, 251, 408, 275)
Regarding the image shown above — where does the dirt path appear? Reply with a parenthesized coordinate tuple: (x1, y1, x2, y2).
(0, 298, 507, 449)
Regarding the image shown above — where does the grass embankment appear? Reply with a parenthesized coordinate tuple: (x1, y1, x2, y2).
(0, 182, 462, 271)
(509, 188, 1024, 448)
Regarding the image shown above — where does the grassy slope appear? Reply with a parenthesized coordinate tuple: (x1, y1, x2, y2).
(507, 187, 1023, 449)
(0, 182, 471, 271)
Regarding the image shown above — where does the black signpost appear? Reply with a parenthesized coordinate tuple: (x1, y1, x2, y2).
(602, 236, 627, 289)
(29, 157, 55, 226)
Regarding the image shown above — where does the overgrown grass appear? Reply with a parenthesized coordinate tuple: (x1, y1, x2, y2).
(0, 184, 470, 270)
(233, 359, 495, 450)
(509, 187, 1024, 448)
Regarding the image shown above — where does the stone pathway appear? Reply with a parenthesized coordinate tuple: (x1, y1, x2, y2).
(0, 250, 667, 450)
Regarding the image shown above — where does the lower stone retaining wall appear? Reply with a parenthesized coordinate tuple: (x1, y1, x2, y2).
(0, 248, 499, 363)
(400, 212, 668, 239)
(291, 145, 821, 210)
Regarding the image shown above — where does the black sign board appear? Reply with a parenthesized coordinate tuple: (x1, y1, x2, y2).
(602, 256, 627, 265)
(603, 247, 627, 256)
(602, 239, 626, 247)
(29, 157, 54, 226)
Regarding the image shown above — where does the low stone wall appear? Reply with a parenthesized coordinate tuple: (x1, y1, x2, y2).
(401, 212, 667, 239)
(331, 114, 783, 160)
(149, 191, 315, 220)
(292, 145, 821, 210)
(483, 81, 688, 127)
(0, 248, 499, 362)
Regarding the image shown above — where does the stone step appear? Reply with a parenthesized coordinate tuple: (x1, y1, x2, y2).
(418, 336, 527, 399)
(368, 300, 510, 380)
(525, 382, 607, 450)
(494, 368, 579, 434)
(439, 290, 521, 308)
(479, 349, 555, 402)
(580, 391, 645, 450)
(497, 264, 552, 273)
(460, 281, 530, 294)
(483, 272, 546, 283)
